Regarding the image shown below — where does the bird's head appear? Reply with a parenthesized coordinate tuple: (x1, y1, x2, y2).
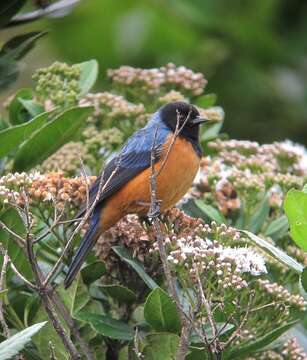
(159, 101, 209, 141)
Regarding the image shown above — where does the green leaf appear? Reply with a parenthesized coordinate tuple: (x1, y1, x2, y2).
(69, 275, 91, 315)
(195, 94, 217, 108)
(264, 215, 289, 240)
(248, 193, 270, 233)
(201, 108, 224, 142)
(0, 111, 51, 159)
(144, 287, 181, 333)
(75, 312, 134, 340)
(112, 246, 158, 289)
(0, 0, 26, 27)
(226, 320, 298, 359)
(18, 98, 44, 118)
(9, 88, 33, 125)
(0, 32, 47, 92)
(0, 208, 32, 280)
(77, 59, 99, 96)
(0, 322, 47, 360)
(23, 294, 40, 327)
(0, 59, 18, 92)
(241, 230, 303, 273)
(186, 347, 209, 360)
(181, 199, 210, 219)
(57, 274, 90, 315)
(301, 267, 307, 294)
(13, 106, 93, 171)
(202, 122, 224, 142)
(142, 333, 180, 360)
(81, 260, 106, 285)
(0, 31, 47, 61)
(100, 284, 137, 304)
(194, 199, 225, 224)
(0, 289, 8, 301)
(284, 189, 307, 251)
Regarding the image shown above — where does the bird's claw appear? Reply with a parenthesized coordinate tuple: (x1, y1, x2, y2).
(147, 200, 162, 220)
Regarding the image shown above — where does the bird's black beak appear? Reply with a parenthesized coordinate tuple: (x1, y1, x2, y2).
(192, 116, 210, 126)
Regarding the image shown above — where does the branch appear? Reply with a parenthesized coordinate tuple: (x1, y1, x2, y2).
(0, 230, 36, 290)
(223, 292, 254, 349)
(0, 248, 10, 338)
(21, 192, 81, 359)
(132, 326, 143, 359)
(50, 292, 95, 360)
(9, 259, 37, 290)
(1, 191, 94, 359)
(148, 116, 193, 360)
(194, 264, 221, 359)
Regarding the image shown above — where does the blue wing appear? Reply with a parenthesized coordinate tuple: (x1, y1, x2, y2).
(82, 112, 171, 212)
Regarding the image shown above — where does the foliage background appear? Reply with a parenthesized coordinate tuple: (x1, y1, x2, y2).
(2, 0, 307, 145)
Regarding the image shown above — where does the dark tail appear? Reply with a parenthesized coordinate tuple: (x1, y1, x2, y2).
(64, 213, 100, 289)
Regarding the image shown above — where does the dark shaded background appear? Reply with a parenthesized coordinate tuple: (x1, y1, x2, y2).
(3, 0, 307, 144)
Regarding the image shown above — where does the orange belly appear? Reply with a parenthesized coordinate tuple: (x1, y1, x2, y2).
(100, 135, 200, 231)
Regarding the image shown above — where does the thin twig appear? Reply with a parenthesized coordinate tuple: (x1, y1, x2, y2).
(133, 326, 143, 359)
(10, 261, 38, 290)
(50, 292, 95, 360)
(148, 126, 180, 308)
(78, 154, 91, 213)
(0, 248, 10, 338)
(22, 192, 80, 359)
(223, 292, 254, 349)
(36, 206, 65, 246)
(49, 341, 57, 360)
(1, 192, 93, 359)
(148, 114, 193, 360)
(194, 265, 223, 359)
(194, 266, 218, 343)
(0, 245, 36, 289)
(33, 199, 66, 244)
(156, 109, 192, 177)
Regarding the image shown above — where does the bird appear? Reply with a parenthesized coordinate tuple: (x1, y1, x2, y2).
(64, 101, 208, 288)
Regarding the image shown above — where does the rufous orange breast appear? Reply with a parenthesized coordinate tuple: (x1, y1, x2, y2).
(100, 135, 200, 231)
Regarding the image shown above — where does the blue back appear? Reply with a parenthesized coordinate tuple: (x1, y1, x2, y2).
(87, 111, 172, 208)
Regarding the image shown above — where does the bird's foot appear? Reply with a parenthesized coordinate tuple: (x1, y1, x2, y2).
(147, 201, 162, 221)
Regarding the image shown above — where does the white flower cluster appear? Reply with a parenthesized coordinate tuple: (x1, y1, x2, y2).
(0, 186, 18, 204)
(215, 247, 267, 276)
(198, 106, 225, 122)
(107, 63, 207, 95)
(0, 172, 42, 187)
(0, 172, 43, 205)
(166, 234, 266, 289)
(80, 92, 144, 119)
